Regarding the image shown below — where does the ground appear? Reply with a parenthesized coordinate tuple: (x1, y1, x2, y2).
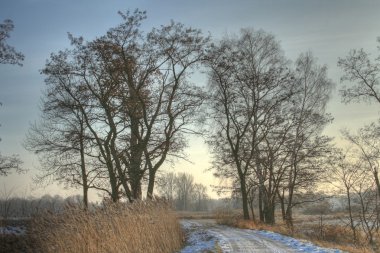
(179, 220, 344, 253)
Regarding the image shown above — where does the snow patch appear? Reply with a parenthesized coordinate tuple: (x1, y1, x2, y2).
(0, 225, 27, 236)
(179, 220, 217, 253)
(257, 230, 343, 253)
(179, 220, 345, 253)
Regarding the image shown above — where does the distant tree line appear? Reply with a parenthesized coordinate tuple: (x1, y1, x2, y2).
(0, 193, 86, 218)
(157, 172, 209, 211)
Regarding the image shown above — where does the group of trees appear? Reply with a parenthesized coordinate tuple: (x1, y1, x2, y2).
(24, 10, 209, 207)
(327, 39, 380, 246)
(157, 172, 209, 211)
(23, 11, 334, 222)
(0, 193, 91, 218)
(206, 29, 334, 226)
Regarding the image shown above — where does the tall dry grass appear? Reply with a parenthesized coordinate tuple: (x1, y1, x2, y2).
(27, 201, 183, 253)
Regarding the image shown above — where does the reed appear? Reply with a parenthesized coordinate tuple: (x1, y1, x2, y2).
(28, 200, 183, 253)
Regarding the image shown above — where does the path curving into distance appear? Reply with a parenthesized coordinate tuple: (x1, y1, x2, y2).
(179, 220, 342, 253)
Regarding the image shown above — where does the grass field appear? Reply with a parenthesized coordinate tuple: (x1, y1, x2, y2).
(1, 201, 184, 253)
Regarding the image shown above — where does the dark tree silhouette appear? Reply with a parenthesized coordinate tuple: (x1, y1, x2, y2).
(0, 19, 24, 65)
(26, 10, 209, 202)
(0, 19, 24, 176)
(338, 37, 380, 104)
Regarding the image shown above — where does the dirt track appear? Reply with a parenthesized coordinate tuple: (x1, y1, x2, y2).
(182, 220, 297, 253)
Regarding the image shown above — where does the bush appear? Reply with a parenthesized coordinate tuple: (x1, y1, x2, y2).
(213, 207, 240, 226)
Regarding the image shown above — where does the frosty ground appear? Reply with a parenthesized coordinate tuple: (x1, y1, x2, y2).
(179, 220, 344, 253)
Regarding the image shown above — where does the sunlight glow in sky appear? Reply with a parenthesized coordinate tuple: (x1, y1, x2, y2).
(1, 0, 380, 200)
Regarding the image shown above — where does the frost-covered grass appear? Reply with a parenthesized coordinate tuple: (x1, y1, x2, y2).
(255, 230, 342, 253)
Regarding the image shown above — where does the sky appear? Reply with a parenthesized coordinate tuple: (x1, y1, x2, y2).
(0, 0, 380, 200)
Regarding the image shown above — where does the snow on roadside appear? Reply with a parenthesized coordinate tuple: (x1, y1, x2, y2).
(256, 230, 343, 253)
(0, 226, 27, 236)
(179, 220, 218, 253)
(179, 220, 345, 253)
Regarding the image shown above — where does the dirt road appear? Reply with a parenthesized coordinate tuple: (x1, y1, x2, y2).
(180, 220, 341, 253)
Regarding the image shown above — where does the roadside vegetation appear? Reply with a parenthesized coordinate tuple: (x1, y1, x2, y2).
(1, 199, 183, 253)
(214, 205, 379, 253)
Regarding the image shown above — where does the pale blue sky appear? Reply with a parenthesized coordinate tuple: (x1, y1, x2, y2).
(1, 0, 380, 199)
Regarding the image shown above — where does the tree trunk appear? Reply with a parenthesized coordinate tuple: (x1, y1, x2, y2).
(373, 169, 380, 198)
(248, 188, 256, 222)
(130, 116, 143, 201)
(259, 186, 264, 222)
(147, 169, 156, 199)
(264, 201, 275, 225)
(266, 194, 276, 225)
(346, 187, 357, 243)
(277, 189, 286, 221)
(79, 125, 88, 209)
(240, 176, 250, 220)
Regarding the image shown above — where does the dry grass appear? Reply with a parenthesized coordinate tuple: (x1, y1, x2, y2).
(175, 211, 215, 219)
(214, 209, 377, 253)
(27, 201, 183, 253)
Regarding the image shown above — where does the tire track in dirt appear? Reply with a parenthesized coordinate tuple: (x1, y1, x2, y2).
(183, 220, 296, 253)
(209, 224, 296, 253)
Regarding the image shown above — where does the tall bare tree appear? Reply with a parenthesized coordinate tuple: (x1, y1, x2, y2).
(328, 148, 361, 243)
(278, 52, 334, 227)
(206, 29, 294, 220)
(24, 96, 107, 208)
(341, 122, 380, 198)
(26, 10, 209, 202)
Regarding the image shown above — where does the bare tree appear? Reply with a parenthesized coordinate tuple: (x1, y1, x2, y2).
(342, 122, 380, 197)
(278, 52, 334, 228)
(332, 129, 380, 248)
(175, 172, 194, 211)
(338, 37, 380, 104)
(0, 19, 24, 65)
(353, 173, 379, 248)
(0, 153, 23, 176)
(157, 172, 176, 203)
(157, 172, 209, 211)
(328, 148, 361, 243)
(206, 29, 294, 220)
(193, 183, 209, 211)
(24, 105, 107, 208)
(28, 10, 209, 203)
